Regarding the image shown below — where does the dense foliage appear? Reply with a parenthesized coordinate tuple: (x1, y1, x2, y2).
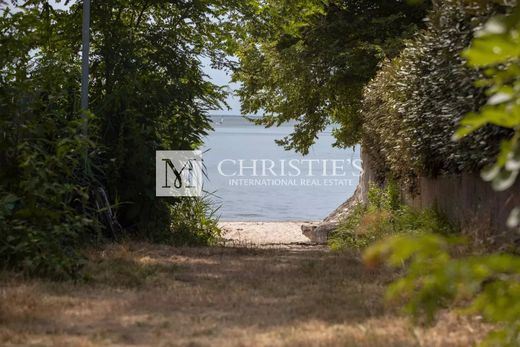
(366, 233, 520, 347)
(0, 3, 101, 277)
(0, 0, 243, 277)
(364, 4, 520, 346)
(455, 2, 520, 228)
(79, 0, 243, 235)
(362, 0, 512, 186)
(234, 0, 430, 154)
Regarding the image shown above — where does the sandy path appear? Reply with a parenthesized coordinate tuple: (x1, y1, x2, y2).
(0, 224, 487, 347)
(220, 221, 315, 245)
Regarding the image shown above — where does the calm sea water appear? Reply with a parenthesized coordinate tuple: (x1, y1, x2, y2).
(203, 116, 360, 221)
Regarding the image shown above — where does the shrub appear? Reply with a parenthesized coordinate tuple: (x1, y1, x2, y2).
(365, 233, 520, 346)
(362, 0, 512, 186)
(0, 1, 233, 278)
(148, 196, 222, 247)
(0, 118, 101, 279)
(328, 183, 453, 251)
(455, 2, 520, 228)
(81, 0, 229, 236)
(0, 12, 102, 278)
(362, 6, 520, 346)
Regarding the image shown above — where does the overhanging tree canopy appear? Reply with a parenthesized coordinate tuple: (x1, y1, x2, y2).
(233, 0, 430, 154)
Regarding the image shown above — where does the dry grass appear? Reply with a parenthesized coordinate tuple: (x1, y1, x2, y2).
(0, 242, 488, 347)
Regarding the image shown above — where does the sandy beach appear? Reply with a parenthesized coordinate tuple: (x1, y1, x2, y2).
(219, 221, 317, 246)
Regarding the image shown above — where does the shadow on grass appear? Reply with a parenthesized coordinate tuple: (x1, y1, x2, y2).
(0, 243, 486, 347)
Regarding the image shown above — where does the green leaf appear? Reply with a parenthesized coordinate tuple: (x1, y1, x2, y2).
(481, 165, 501, 182)
(464, 34, 520, 67)
(507, 207, 520, 228)
(491, 169, 518, 191)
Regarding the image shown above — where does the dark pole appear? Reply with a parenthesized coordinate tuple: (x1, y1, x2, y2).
(81, 0, 91, 134)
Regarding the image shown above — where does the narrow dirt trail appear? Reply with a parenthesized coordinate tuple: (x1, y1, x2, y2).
(0, 223, 485, 347)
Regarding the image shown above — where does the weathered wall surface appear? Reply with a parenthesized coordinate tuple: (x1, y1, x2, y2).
(360, 148, 520, 232)
(307, 148, 519, 242)
(404, 174, 520, 232)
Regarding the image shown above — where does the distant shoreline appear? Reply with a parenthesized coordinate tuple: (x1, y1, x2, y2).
(209, 114, 256, 118)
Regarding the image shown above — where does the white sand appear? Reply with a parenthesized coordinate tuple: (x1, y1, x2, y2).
(219, 221, 317, 245)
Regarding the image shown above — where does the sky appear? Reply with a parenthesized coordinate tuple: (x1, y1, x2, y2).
(201, 58, 242, 116)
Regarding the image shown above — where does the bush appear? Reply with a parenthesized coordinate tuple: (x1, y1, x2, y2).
(362, 6, 520, 346)
(328, 183, 453, 250)
(0, 118, 101, 279)
(0, 1, 234, 278)
(362, 0, 512, 186)
(0, 13, 102, 278)
(365, 233, 520, 346)
(455, 2, 520, 228)
(148, 196, 222, 247)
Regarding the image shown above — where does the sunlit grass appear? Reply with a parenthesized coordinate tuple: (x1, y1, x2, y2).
(0, 241, 488, 346)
